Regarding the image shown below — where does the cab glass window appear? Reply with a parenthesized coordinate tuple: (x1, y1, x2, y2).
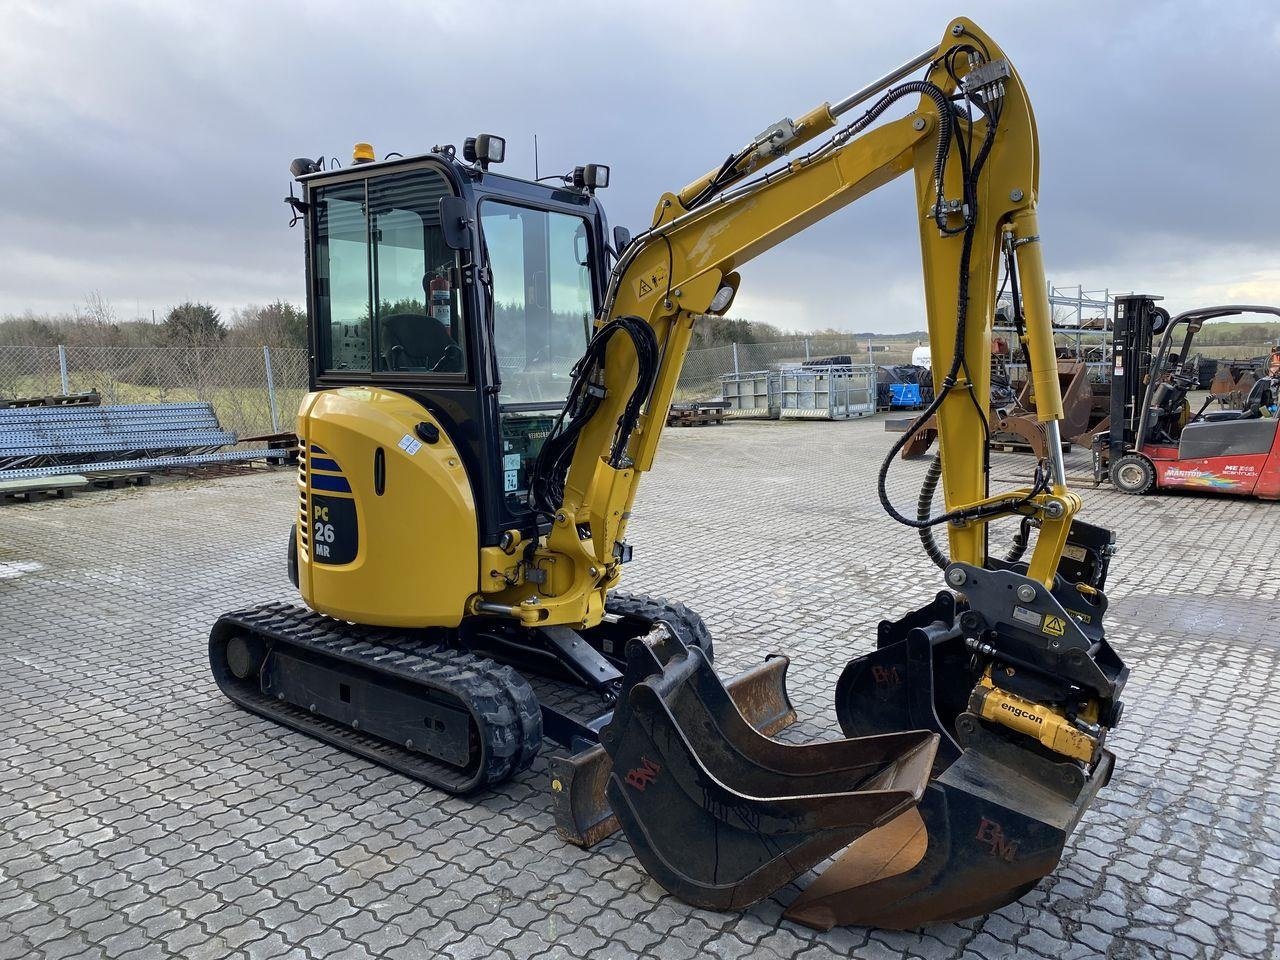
(313, 168, 465, 375)
(480, 201, 594, 404)
(313, 182, 370, 371)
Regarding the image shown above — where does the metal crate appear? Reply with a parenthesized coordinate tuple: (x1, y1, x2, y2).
(776, 364, 877, 420)
(720, 370, 779, 419)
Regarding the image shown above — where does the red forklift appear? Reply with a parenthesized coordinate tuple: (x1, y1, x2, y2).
(1093, 294, 1280, 498)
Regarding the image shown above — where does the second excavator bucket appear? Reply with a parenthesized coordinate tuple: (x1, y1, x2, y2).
(783, 588, 1122, 929)
(598, 631, 938, 910)
(784, 732, 1115, 929)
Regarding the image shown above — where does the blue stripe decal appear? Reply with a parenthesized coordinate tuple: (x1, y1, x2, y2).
(310, 444, 327, 454)
(310, 456, 341, 472)
(310, 473, 352, 493)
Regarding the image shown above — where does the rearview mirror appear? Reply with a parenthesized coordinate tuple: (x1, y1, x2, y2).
(613, 225, 632, 254)
(439, 197, 472, 251)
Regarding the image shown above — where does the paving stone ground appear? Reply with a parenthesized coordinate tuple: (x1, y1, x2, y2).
(1, 416, 1277, 960)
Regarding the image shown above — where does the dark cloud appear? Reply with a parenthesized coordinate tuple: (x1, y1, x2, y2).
(2, 0, 1278, 328)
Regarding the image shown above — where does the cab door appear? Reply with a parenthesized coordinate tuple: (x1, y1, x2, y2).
(477, 200, 598, 523)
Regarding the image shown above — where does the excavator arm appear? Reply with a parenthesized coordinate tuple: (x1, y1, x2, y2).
(501, 17, 1127, 928)
(479, 17, 1075, 626)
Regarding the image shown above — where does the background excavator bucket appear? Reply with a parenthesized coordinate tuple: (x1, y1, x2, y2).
(598, 632, 938, 910)
(796, 600, 1117, 929)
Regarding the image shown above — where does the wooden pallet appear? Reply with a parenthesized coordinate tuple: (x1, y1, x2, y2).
(0, 475, 90, 503)
(240, 430, 301, 462)
(84, 471, 154, 490)
(667, 405, 726, 427)
(991, 442, 1072, 454)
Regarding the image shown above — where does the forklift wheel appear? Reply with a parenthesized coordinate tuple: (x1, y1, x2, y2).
(1110, 454, 1155, 495)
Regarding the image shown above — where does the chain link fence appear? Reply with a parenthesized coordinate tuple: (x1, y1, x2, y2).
(0, 345, 310, 438)
(677, 336, 920, 401)
(3, 332, 1271, 431)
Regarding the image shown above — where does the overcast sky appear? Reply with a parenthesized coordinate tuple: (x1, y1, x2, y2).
(2, 0, 1278, 333)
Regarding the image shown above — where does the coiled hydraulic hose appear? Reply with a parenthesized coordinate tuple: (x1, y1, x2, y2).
(916, 453, 1035, 569)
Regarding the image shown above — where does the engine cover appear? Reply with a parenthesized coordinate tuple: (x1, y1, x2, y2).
(296, 387, 478, 627)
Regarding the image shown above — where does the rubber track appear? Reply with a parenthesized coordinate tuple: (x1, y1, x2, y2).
(210, 601, 542, 794)
(604, 591, 714, 663)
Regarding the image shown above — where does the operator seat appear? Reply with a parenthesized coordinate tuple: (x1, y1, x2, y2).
(1238, 377, 1275, 419)
(1147, 378, 1189, 441)
(379, 313, 457, 370)
(1201, 378, 1275, 423)
(378, 273, 463, 372)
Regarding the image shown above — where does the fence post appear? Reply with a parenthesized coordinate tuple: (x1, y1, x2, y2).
(804, 337, 811, 360)
(57, 344, 69, 395)
(732, 342, 739, 374)
(263, 345, 281, 433)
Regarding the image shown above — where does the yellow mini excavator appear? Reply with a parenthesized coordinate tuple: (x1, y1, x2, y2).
(211, 17, 1128, 929)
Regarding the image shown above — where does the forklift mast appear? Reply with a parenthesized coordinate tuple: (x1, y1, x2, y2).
(1107, 294, 1165, 458)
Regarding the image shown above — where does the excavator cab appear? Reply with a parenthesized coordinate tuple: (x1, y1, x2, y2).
(292, 144, 611, 561)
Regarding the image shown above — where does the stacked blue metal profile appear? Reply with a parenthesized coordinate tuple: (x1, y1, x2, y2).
(0, 402, 286, 478)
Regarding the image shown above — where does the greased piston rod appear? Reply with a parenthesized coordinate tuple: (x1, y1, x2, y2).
(831, 45, 941, 117)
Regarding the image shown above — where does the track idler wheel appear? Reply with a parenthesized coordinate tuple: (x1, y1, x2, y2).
(224, 634, 265, 680)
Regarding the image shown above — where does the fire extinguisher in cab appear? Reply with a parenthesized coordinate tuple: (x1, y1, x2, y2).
(429, 269, 451, 325)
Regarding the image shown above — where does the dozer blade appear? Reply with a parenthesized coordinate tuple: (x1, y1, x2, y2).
(551, 655, 800, 848)
(598, 631, 939, 910)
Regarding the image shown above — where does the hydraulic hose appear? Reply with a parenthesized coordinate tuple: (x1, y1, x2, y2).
(917, 455, 949, 568)
(878, 75, 1012, 533)
(916, 453, 1036, 569)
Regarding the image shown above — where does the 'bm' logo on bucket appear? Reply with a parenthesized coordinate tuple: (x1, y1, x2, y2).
(625, 758, 661, 792)
(975, 817, 1019, 861)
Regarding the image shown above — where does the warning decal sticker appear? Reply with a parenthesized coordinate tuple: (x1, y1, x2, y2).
(1042, 614, 1067, 637)
(635, 264, 666, 300)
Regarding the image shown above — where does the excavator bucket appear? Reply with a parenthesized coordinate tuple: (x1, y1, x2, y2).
(785, 739, 1114, 929)
(786, 592, 1118, 929)
(598, 631, 938, 910)
(551, 655, 800, 848)
(991, 410, 1051, 458)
